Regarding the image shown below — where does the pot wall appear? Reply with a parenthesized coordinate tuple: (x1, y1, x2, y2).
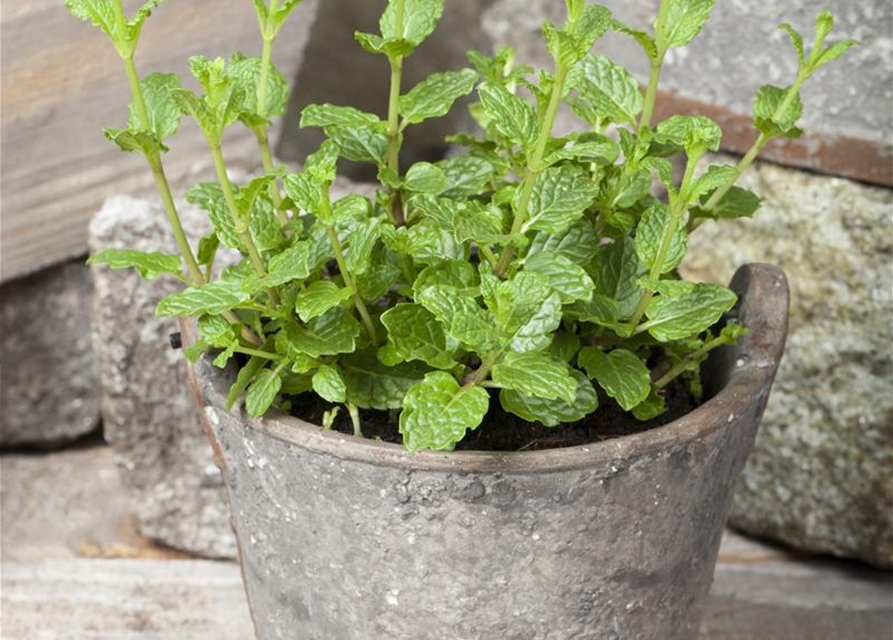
(190, 264, 789, 640)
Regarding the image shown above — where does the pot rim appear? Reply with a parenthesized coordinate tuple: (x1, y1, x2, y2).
(194, 263, 788, 474)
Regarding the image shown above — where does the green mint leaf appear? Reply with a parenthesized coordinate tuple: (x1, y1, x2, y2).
(103, 128, 164, 157)
(478, 82, 539, 153)
(492, 352, 577, 403)
(312, 364, 347, 403)
(399, 69, 477, 126)
(571, 5, 613, 57)
(523, 251, 595, 303)
(187, 183, 243, 250)
(300, 103, 382, 129)
(592, 237, 648, 319)
(249, 195, 285, 253)
(643, 283, 738, 341)
(814, 10, 834, 47)
(156, 280, 250, 317)
(399, 372, 489, 453)
(568, 293, 621, 327)
(689, 165, 738, 202)
(500, 369, 597, 427)
(407, 220, 464, 264)
(245, 368, 282, 418)
(811, 40, 859, 74)
(494, 273, 563, 353)
(196, 234, 220, 266)
(632, 389, 667, 420)
(415, 285, 498, 352)
(753, 84, 803, 139)
(236, 174, 277, 221)
(345, 219, 382, 275)
(404, 162, 448, 194)
(527, 218, 598, 265)
(381, 303, 456, 370)
(276, 307, 360, 358)
(65, 0, 116, 39)
(229, 53, 290, 119)
(283, 171, 323, 216)
(543, 22, 580, 69)
(198, 314, 236, 349)
(341, 350, 427, 410)
(226, 349, 270, 410)
(543, 136, 620, 168)
(521, 165, 598, 234)
(325, 126, 389, 167)
(573, 54, 643, 126)
(656, 114, 722, 159)
(634, 204, 687, 275)
(693, 186, 762, 220)
(380, 0, 444, 47)
(295, 280, 353, 322)
(779, 24, 804, 65)
(611, 19, 658, 61)
(578, 347, 651, 411)
(128, 73, 182, 140)
(87, 248, 182, 280)
(413, 261, 479, 297)
(657, 0, 716, 51)
(261, 241, 312, 287)
(436, 156, 494, 198)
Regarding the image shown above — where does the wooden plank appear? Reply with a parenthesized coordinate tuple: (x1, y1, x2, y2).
(654, 90, 893, 188)
(0, 0, 317, 283)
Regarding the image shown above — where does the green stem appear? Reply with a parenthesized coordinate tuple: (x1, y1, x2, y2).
(464, 350, 501, 386)
(254, 127, 289, 226)
(347, 403, 363, 438)
(234, 345, 283, 361)
(149, 161, 205, 285)
(495, 63, 569, 276)
(654, 333, 732, 388)
(639, 58, 663, 131)
(385, 0, 406, 225)
(321, 186, 379, 345)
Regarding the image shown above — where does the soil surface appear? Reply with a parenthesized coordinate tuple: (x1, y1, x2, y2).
(289, 379, 697, 452)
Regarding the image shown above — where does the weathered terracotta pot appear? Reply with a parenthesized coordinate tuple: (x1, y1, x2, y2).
(187, 263, 788, 640)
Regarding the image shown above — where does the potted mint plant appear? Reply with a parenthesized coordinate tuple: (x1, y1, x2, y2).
(71, 0, 855, 638)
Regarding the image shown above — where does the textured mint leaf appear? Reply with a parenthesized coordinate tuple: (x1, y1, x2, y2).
(245, 368, 282, 418)
(400, 372, 489, 453)
(300, 103, 382, 129)
(657, 0, 716, 50)
(198, 314, 236, 348)
(611, 19, 658, 61)
(436, 156, 494, 198)
(543, 22, 580, 69)
(295, 280, 352, 322)
(342, 350, 427, 410)
(656, 114, 722, 158)
(527, 218, 598, 265)
(187, 183, 243, 250)
(592, 237, 648, 319)
(573, 54, 643, 126)
(312, 365, 347, 403)
(478, 82, 539, 152)
(568, 294, 621, 326)
(635, 204, 687, 275)
(229, 54, 290, 119)
(263, 241, 312, 287)
(404, 162, 448, 194)
(196, 234, 219, 266)
(413, 261, 478, 297)
(632, 389, 667, 420)
(236, 175, 277, 220)
(381, 303, 456, 369)
(304, 141, 340, 184)
(779, 24, 804, 64)
(579, 347, 650, 411)
(492, 352, 576, 403)
(283, 171, 323, 216)
(811, 40, 859, 73)
(643, 283, 738, 341)
(693, 186, 763, 220)
(753, 85, 803, 139)
(326, 126, 389, 166)
(276, 307, 360, 358)
(400, 69, 477, 125)
(411, 196, 505, 245)
(380, 0, 444, 47)
(407, 220, 464, 264)
(521, 165, 598, 234)
(571, 4, 613, 58)
(415, 285, 497, 351)
(543, 137, 619, 168)
(103, 128, 164, 157)
(226, 348, 270, 410)
(494, 273, 563, 353)
(549, 332, 581, 363)
(500, 369, 597, 427)
(345, 219, 382, 275)
(524, 251, 594, 303)
(88, 248, 182, 280)
(156, 280, 249, 317)
(65, 0, 116, 38)
(249, 196, 285, 252)
(128, 73, 182, 140)
(355, 250, 402, 300)
(690, 165, 738, 202)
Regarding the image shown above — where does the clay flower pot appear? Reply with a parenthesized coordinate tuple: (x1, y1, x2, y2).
(186, 263, 789, 640)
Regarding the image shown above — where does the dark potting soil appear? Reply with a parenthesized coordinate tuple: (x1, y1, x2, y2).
(288, 378, 697, 452)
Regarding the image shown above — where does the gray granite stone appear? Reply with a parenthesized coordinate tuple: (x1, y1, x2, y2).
(0, 261, 100, 448)
(681, 160, 893, 569)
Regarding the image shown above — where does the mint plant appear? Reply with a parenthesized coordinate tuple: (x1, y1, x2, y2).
(72, 0, 855, 453)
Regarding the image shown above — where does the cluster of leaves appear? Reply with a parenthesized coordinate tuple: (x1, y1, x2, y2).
(74, 0, 855, 453)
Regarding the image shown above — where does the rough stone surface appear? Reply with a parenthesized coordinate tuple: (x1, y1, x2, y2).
(189, 266, 787, 640)
(681, 160, 893, 568)
(0, 260, 100, 447)
(89, 196, 237, 559)
(481, 0, 892, 144)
